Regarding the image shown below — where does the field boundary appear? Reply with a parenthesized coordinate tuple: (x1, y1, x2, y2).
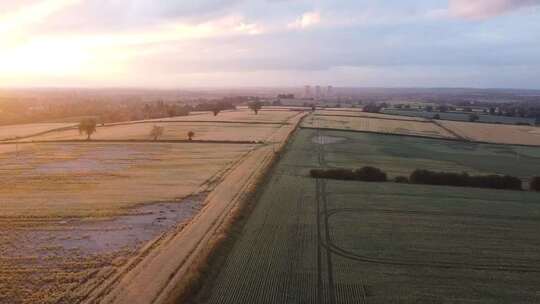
(0, 124, 78, 142)
(301, 126, 540, 148)
(431, 119, 469, 141)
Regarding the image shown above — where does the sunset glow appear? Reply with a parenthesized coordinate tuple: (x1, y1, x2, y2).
(0, 0, 539, 88)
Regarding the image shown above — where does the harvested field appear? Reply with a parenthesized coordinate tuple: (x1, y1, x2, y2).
(0, 142, 254, 218)
(438, 120, 540, 146)
(316, 109, 429, 121)
(193, 128, 540, 303)
(158, 109, 300, 124)
(0, 123, 75, 140)
(20, 122, 282, 142)
(302, 114, 456, 139)
(383, 108, 537, 125)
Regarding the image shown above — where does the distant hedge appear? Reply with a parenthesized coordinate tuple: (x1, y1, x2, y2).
(310, 166, 529, 192)
(410, 169, 522, 190)
(310, 166, 387, 182)
(394, 176, 409, 183)
(531, 177, 540, 192)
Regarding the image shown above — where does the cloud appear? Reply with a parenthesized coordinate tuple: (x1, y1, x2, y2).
(288, 11, 321, 29)
(449, 0, 540, 19)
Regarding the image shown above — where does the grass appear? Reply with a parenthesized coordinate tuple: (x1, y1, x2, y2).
(192, 128, 540, 303)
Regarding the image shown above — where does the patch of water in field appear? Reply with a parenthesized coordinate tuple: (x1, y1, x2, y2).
(13, 194, 206, 257)
(312, 135, 347, 145)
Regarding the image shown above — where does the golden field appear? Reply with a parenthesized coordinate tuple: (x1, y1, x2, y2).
(437, 120, 540, 146)
(0, 142, 254, 218)
(22, 122, 282, 142)
(315, 109, 429, 121)
(302, 114, 457, 139)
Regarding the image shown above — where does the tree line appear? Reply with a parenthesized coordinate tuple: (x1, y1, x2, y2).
(311, 166, 540, 192)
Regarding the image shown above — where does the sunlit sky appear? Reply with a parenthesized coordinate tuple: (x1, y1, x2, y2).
(0, 0, 539, 88)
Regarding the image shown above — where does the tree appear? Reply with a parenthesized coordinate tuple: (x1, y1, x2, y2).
(150, 125, 164, 141)
(433, 114, 441, 120)
(530, 177, 540, 192)
(212, 108, 221, 116)
(248, 101, 263, 114)
(437, 105, 449, 113)
(78, 118, 97, 140)
(363, 103, 382, 113)
(469, 113, 480, 122)
(188, 131, 195, 141)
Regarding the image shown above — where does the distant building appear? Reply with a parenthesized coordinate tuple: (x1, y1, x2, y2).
(304, 86, 312, 98)
(327, 86, 333, 98)
(315, 85, 321, 100)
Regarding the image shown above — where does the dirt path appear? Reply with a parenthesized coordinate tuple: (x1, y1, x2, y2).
(79, 112, 307, 304)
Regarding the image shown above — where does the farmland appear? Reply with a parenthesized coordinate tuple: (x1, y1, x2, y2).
(302, 113, 457, 139)
(438, 120, 540, 146)
(316, 109, 429, 121)
(0, 108, 305, 303)
(193, 128, 540, 303)
(303, 109, 540, 147)
(19, 122, 282, 142)
(382, 108, 537, 125)
(0, 122, 75, 140)
(6, 109, 298, 143)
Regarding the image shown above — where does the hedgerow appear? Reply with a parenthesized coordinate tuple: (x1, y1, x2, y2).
(310, 166, 387, 182)
(410, 169, 522, 190)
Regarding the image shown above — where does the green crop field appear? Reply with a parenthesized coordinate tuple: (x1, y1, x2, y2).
(304, 129, 540, 180)
(193, 128, 540, 303)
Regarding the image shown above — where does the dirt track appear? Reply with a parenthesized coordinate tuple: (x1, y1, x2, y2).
(78, 112, 307, 304)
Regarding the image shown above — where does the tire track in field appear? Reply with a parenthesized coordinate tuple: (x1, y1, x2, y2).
(315, 178, 323, 303)
(321, 208, 540, 273)
(315, 124, 336, 304)
(320, 180, 336, 304)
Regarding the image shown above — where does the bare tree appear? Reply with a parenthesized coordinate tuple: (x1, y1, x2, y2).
(212, 108, 221, 116)
(150, 125, 164, 141)
(188, 131, 195, 141)
(78, 118, 97, 140)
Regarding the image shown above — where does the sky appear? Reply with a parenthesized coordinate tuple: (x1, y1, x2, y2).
(0, 0, 539, 89)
